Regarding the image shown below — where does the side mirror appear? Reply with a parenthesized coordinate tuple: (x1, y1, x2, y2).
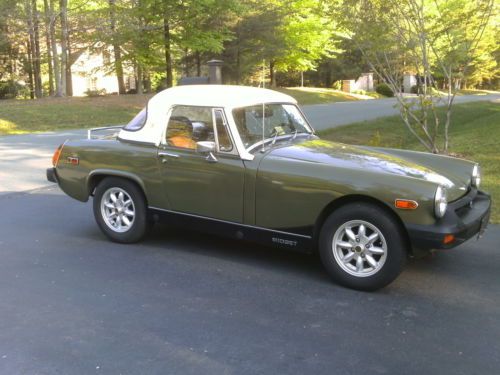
(196, 141, 217, 163)
(196, 141, 216, 154)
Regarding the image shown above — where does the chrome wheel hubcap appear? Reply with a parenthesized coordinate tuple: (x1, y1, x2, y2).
(100, 187, 135, 233)
(332, 220, 387, 277)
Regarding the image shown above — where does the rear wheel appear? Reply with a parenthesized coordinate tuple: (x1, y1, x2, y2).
(93, 177, 148, 243)
(319, 202, 407, 291)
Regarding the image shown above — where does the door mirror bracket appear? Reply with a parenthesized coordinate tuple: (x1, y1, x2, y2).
(196, 141, 218, 162)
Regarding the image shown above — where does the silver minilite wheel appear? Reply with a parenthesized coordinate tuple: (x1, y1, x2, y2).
(332, 220, 387, 277)
(100, 187, 136, 233)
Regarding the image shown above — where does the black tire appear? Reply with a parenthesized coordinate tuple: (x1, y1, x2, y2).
(319, 202, 407, 291)
(93, 177, 149, 243)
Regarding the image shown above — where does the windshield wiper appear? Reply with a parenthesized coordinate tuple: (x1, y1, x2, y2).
(271, 130, 279, 146)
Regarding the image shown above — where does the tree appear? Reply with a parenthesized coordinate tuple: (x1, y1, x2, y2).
(274, 0, 339, 81)
(108, 0, 126, 94)
(341, 0, 495, 153)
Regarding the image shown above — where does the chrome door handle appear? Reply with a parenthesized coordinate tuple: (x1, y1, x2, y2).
(158, 151, 180, 158)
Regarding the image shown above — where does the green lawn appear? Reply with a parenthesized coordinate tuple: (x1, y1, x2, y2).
(276, 87, 362, 105)
(320, 100, 500, 223)
(0, 95, 152, 135)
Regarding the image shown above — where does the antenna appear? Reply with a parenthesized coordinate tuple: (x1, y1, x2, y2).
(262, 60, 265, 89)
(261, 60, 265, 152)
(261, 102, 265, 153)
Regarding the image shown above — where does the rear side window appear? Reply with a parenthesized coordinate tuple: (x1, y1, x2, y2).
(124, 107, 147, 131)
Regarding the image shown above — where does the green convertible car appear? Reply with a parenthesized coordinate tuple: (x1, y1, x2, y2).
(47, 85, 491, 291)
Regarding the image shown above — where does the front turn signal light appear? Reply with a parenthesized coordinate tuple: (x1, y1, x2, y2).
(443, 234, 455, 245)
(395, 199, 419, 210)
(52, 144, 64, 167)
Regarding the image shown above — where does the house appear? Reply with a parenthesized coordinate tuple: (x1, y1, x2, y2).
(71, 47, 136, 96)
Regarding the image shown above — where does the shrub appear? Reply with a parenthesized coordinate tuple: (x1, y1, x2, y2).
(352, 89, 366, 95)
(375, 83, 394, 97)
(84, 88, 106, 97)
(0, 80, 22, 99)
(410, 85, 441, 96)
(331, 80, 342, 90)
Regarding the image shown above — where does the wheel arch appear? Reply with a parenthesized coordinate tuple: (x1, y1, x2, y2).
(87, 170, 148, 204)
(313, 194, 412, 255)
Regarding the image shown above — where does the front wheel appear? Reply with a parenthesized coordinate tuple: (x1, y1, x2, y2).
(93, 177, 149, 243)
(319, 202, 407, 291)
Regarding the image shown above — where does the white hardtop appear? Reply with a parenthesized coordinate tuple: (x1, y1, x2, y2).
(118, 85, 297, 145)
(149, 84, 296, 108)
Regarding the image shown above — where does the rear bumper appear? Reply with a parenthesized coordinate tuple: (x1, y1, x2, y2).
(46, 167, 58, 183)
(406, 189, 491, 250)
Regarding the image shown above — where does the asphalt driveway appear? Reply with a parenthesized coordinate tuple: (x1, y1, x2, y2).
(303, 93, 500, 131)
(0, 186, 498, 374)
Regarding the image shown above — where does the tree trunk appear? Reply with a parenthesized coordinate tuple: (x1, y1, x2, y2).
(66, 43, 73, 96)
(59, 0, 69, 96)
(196, 52, 201, 76)
(269, 60, 276, 87)
(32, 0, 43, 97)
(43, 0, 54, 95)
(26, 40, 35, 99)
(163, 17, 173, 88)
(109, 0, 126, 95)
(25, 0, 42, 98)
(136, 64, 143, 94)
(183, 48, 189, 76)
(143, 69, 151, 92)
(49, 0, 62, 96)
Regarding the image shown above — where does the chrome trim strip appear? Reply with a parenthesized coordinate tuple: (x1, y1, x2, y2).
(149, 206, 312, 239)
(87, 125, 124, 139)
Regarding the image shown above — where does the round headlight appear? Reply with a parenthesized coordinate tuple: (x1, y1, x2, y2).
(472, 164, 481, 188)
(435, 186, 448, 218)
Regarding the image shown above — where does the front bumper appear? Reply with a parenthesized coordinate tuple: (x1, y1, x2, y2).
(406, 189, 491, 250)
(46, 167, 58, 183)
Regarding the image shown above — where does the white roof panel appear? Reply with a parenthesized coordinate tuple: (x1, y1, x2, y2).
(149, 84, 297, 108)
(118, 85, 297, 145)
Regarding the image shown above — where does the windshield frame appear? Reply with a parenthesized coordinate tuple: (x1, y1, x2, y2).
(231, 102, 314, 153)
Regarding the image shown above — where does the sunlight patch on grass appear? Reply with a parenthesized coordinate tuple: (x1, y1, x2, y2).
(0, 118, 25, 134)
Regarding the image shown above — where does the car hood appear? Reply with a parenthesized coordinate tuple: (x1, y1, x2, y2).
(267, 139, 471, 201)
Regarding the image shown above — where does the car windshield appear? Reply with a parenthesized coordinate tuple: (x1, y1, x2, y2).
(232, 103, 312, 151)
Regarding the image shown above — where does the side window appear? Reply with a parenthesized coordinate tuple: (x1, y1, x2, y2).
(214, 110, 233, 152)
(123, 107, 147, 131)
(166, 106, 214, 150)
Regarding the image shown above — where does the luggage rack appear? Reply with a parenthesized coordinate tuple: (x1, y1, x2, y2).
(87, 125, 124, 140)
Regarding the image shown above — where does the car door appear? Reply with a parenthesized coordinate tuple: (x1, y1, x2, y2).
(158, 105, 245, 223)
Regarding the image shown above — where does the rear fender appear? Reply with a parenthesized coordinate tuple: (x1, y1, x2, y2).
(87, 169, 146, 197)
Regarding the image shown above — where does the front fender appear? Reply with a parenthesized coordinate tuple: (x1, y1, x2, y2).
(255, 155, 440, 234)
